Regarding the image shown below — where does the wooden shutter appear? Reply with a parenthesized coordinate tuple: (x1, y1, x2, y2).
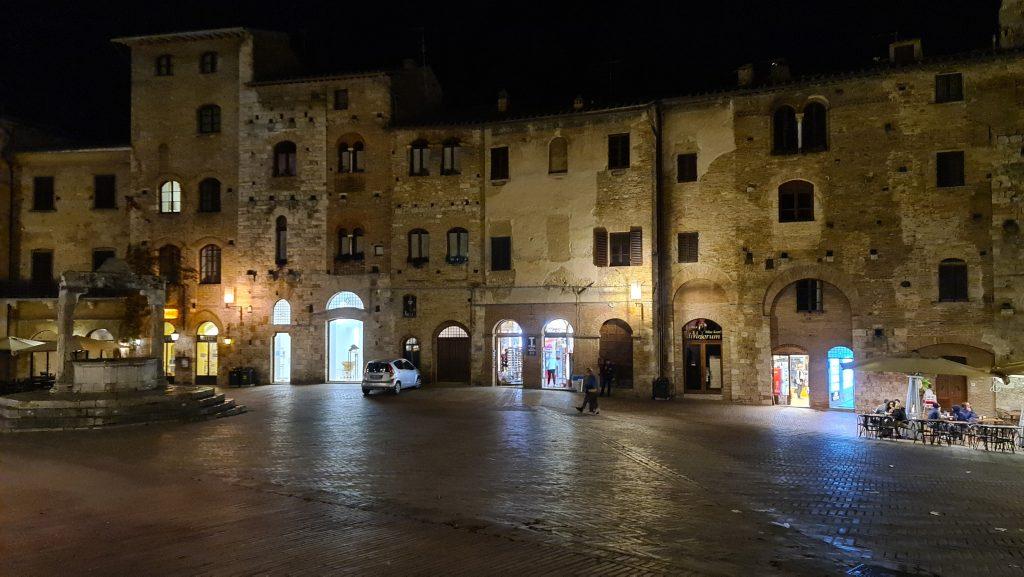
(629, 227, 643, 266)
(593, 228, 608, 267)
(677, 232, 698, 263)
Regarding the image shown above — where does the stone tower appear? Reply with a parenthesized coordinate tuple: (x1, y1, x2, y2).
(1001, 0, 1024, 48)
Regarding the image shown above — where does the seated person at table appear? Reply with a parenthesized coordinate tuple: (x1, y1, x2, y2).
(928, 403, 942, 420)
(874, 399, 890, 414)
(960, 402, 979, 422)
(889, 400, 908, 422)
(951, 405, 965, 421)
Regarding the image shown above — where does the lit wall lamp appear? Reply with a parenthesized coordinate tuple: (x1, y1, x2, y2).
(170, 331, 180, 342)
(223, 287, 235, 307)
(629, 281, 642, 302)
(222, 337, 234, 345)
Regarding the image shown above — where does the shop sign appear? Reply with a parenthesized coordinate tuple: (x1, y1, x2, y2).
(525, 336, 537, 356)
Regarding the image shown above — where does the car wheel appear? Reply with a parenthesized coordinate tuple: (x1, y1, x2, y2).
(393, 381, 401, 395)
(362, 388, 370, 396)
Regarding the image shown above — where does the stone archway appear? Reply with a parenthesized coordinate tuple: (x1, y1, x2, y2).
(599, 319, 633, 389)
(672, 278, 732, 396)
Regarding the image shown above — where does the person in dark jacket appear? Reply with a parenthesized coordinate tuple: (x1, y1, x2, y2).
(600, 361, 615, 397)
(951, 405, 965, 421)
(576, 368, 600, 414)
(960, 402, 979, 422)
(927, 403, 942, 420)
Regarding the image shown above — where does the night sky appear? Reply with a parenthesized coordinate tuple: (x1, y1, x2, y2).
(0, 0, 1002, 144)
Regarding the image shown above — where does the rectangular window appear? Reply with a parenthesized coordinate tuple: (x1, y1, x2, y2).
(677, 232, 698, 263)
(935, 73, 964, 103)
(410, 145, 429, 176)
(608, 133, 630, 170)
(490, 146, 509, 181)
(334, 89, 349, 110)
(609, 232, 631, 266)
(490, 236, 511, 271)
(30, 250, 53, 285)
(677, 153, 698, 183)
(94, 175, 116, 209)
(32, 176, 55, 211)
(442, 142, 460, 175)
(936, 151, 965, 187)
(795, 279, 823, 313)
(92, 249, 115, 271)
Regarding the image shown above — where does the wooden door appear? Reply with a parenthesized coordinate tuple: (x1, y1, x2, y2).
(936, 356, 968, 409)
(436, 334, 470, 383)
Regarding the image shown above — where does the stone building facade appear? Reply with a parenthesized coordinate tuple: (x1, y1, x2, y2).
(4, 2, 1024, 413)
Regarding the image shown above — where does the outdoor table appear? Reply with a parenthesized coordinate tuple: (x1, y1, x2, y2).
(969, 424, 1019, 452)
(911, 419, 947, 445)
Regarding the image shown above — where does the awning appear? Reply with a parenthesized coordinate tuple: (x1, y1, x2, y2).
(19, 336, 120, 354)
(0, 336, 45, 353)
(845, 355, 992, 379)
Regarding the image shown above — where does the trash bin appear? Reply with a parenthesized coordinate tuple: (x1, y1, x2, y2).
(229, 367, 257, 387)
(652, 377, 672, 400)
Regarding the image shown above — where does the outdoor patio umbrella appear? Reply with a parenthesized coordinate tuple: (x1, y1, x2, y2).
(845, 355, 993, 419)
(0, 337, 44, 352)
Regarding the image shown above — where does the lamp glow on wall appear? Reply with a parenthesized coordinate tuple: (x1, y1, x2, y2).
(223, 287, 235, 307)
(629, 281, 642, 302)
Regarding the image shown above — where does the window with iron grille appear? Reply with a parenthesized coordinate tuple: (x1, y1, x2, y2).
(490, 236, 511, 271)
(273, 141, 297, 177)
(936, 151, 965, 187)
(938, 259, 968, 301)
(677, 232, 698, 263)
(199, 245, 221, 284)
(608, 133, 630, 169)
(272, 300, 291, 325)
(33, 176, 54, 211)
(94, 175, 116, 209)
(490, 146, 509, 180)
(795, 279, 823, 312)
(935, 73, 963, 103)
(197, 105, 221, 134)
(677, 153, 697, 182)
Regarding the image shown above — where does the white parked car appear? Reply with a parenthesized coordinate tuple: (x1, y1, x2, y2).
(362, 359, 422, 395)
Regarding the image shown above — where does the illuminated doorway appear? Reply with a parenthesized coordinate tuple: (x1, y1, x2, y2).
(327, 319, 363, 382)
(163, 322, 177, 383)
(827, 346, 855, 409)
(195, 321, 219, 385)
(494, 319, 523, 386)
(683, 318, 722, 393)
(273, 332, 291, 383)
(541, 319, 573, 390)
(772, 351, 810, 407)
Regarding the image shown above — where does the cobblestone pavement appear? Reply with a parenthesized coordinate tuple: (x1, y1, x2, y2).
(3, 385, 1024, 576)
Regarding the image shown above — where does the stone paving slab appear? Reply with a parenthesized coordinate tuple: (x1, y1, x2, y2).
(2, 385, 1021, 575)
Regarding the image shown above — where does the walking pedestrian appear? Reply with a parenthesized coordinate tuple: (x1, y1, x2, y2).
(576, 368, 600, 414)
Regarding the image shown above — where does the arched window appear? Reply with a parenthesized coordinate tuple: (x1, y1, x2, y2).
(199, 244, 221, 284)
(327, 291, 364, 310)
(446, 227, 469, 264)
(827, 346, 855, 409)
(337, 228, 350, 258)
(938, 258, 968, 302)
(802, 102, 828, 151)
(158, 244, 181, 284)
(778, 180, 814, 222)
(352, 228, 364, 259)
(441, 138, 460, 175)
(439, 325, 469, 338)
(337, 141, 350, 173)
(155, 54, 173, 76)
(273, 141, 297, 177)
(275, 216, 287, 265)
(410, 139, 429, 176)
(408, 229, 429, 264)
(772, 106, 798, 154)
(160, 180, 181, 213)
(198, 178, 221, 213)
(351, 141, 364, 173)
(272, 299, 291, 325)
(199, 51, 218, 74)
(549, 136, 568, 174)
(197, 104, 221, 134)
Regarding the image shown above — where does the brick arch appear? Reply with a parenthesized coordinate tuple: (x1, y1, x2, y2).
(761, 265, 860, 316)
(671, 263, 737, 304)
(187, 310, 223, 335)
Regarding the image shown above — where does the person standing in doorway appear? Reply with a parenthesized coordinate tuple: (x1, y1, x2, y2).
(600, 360, 614, 397)
(545, 354, 558, 386)
(576, 368, 600, 414)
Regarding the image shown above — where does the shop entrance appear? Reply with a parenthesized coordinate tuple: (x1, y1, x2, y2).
(273, 332, 291, 384)
(599, 319, 633, 389)
(541, 319, 573, 390)
(327, 318, 363, 382)
(682, 318, 722, 393)
(163, 322, 176, 383)
(827, 346, 855, 409)
(195, 321, 219, 385)
(772, 351, 810, 407)
(436, 324, 470, 383)
(493, 319, 523, 386)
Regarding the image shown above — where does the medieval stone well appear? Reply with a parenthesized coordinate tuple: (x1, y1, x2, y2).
(0, 259, 245, 431)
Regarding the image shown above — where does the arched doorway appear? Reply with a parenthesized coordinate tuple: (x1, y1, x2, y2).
(542, 319, 574, 390)
(273, 332, 291, 383)
(326, 291, 364, 382)
(773, 346, 810, 407)
(827, 346, 855, 409)
(195, 321, 219, 385)
(163, 322, 177, 383)
(493, 319, 523, 386)
(436, 324, 470, 383)
(403, 337, 421, 368)
(683, 318, 723, 393)
(599, 319, 633, 389)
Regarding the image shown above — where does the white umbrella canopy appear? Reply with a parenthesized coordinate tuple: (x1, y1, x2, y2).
(0, 337, 45, 353)
(846, 355, 992, 379)
(20, 336, 119, 354)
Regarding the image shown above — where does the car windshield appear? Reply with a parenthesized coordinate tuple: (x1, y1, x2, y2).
(365, 361, 391, 373)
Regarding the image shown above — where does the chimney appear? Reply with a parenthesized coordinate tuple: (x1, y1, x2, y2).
(768, 60, 790, 84)
(889, 39, 923, 64)
(1001, 0, 1024, 48)
(497, 90, 509, 113)
(573, 95, 584, 111)
(736, 63, 755, 87)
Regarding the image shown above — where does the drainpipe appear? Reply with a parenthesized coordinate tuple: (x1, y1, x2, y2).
(652, 101, 671, 382)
